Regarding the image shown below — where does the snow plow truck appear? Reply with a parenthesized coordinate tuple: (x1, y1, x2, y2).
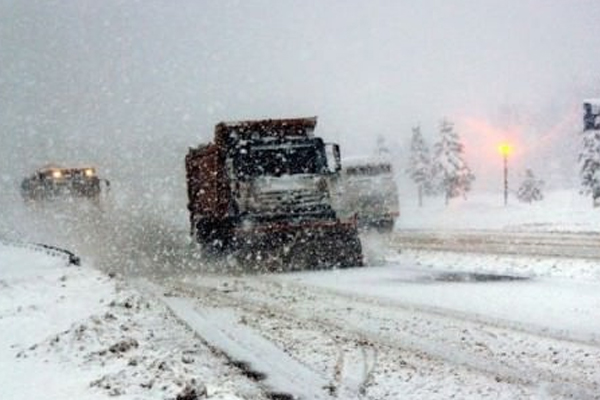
(185, 117, 363, 270)
(21, 165, 110, 205)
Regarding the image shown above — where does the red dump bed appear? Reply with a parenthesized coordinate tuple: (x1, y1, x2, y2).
(185, 144, 230, 220)
(214, 117, 316, 148)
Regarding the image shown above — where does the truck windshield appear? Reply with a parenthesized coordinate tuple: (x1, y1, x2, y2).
(235, 140, 327, 179)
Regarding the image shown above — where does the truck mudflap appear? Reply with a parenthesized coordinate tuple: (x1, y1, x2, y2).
(232, 220, 363, 272)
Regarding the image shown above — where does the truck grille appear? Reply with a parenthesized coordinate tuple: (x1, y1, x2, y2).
(255, 189, 327, 212)
(243, 189, 335, 223)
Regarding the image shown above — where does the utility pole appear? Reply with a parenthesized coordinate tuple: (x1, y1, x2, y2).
(503, 152, 508, 206)
(498, 143, 512, 206)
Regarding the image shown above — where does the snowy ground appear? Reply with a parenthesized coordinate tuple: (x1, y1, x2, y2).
(397, 189, 599, 233)
(0, 243, 268, 400)
(1, 189, 600, 399)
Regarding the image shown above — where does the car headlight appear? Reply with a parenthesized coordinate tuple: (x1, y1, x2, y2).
(84, 168, 95, 177)
(51, 170, 62, 179)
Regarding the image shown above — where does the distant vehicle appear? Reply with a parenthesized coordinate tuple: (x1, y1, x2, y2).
(185, 116, 363, 270)
(20, 165, 110, 204)
(341, 157, 400, 232)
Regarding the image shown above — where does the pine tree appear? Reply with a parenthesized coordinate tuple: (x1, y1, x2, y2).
(517, 169, 544, 203)
(579, 127, 600, 207)
(376, 135, 392, 158)
(406, 126, 432, 207)
(431, 119, 475, 205)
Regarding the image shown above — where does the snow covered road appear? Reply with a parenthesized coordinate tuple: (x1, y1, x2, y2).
(392, 229, 600, 259)
(150, 252, 600, 399)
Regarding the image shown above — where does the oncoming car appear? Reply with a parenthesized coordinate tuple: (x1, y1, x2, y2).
(20, 165, 110, 204)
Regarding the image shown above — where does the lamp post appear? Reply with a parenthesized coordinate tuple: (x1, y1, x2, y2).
(498, 143, 512, 206)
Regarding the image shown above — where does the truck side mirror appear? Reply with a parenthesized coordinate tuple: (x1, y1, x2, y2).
(325, 143, 342, 173)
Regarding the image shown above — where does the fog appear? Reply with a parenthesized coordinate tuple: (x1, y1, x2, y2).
(2, 0, 600, 216)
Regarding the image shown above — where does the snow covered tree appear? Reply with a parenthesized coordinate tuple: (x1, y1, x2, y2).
(516, 169, 544, 203)
(431, 119, 475, 205)
(375, 135, 391, 158)
(579, 126, 600, 207)
(406, 126, 432, 207)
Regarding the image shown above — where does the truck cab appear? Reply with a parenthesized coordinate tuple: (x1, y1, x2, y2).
(229, 136, 342, 224)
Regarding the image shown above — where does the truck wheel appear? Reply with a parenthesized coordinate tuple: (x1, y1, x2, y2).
(376, 218, 395, 233)
(196, 219, 232, 255)
(338, 230, 364, 268)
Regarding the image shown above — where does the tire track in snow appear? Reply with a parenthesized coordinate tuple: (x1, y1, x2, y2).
(135, 279, 336, 400)
(166, 275, 600, 399)
(332, 341, 377, 398)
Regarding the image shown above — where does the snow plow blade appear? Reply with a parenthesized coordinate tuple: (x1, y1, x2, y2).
(233, 222, 363, 272)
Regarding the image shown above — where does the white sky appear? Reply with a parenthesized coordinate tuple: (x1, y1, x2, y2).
(1, 0, 599, 193)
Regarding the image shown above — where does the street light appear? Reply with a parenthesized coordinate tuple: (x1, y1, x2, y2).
(498, 143, 513, 206)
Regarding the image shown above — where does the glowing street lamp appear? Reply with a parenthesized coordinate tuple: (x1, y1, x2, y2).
(498, 143, 513, 206)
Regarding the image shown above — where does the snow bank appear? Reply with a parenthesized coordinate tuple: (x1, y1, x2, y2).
(0, 243, 264, 400)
